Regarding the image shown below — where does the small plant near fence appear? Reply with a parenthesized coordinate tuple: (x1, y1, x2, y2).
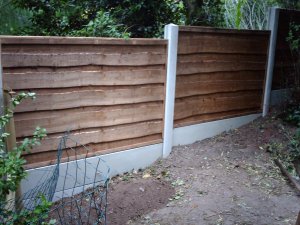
(281, 108, 300, 176)
(0, 91, 110, 224)
(0, 91, 53, 224)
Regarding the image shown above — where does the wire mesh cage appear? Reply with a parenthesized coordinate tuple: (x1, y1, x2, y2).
(1, 133, 110, 225)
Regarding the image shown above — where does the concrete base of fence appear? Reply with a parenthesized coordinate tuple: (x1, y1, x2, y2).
(173, 114, 261, 146)
(21, 143, 163, 201)
(270, 89, 291, 106)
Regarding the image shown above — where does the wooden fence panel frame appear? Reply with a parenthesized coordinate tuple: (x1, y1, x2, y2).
(0, 36, 168, 168)
(0, 25, 272, 169)
(174, 26, 270, 127)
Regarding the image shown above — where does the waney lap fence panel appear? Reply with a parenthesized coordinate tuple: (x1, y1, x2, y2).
(0, 36, 167, 169)
(175, 26, 270, 127)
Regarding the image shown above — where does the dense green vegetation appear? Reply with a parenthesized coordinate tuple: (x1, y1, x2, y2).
(181, 0, 224, 27)
(1, 1, 300, 37)
(4, 0, 186, 37)
(0, 0, 296, 38)
(0, 0, 31, 35)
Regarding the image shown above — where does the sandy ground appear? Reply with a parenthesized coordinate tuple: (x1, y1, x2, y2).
(107, 114, 300, 225)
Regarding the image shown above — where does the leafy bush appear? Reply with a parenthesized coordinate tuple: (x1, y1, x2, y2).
(100, 0, 186, 37)
(0, 92, 53, 224)
(222, 0, 277, 30)
(11, 0, 186, 38)
(71, 10, 130, 38)
(278, 103, 300, 176)
(12, 0, 103, 36)
(288, 130, 300, 161)
(2, 195, 56, 225)
(182, 0, 224, 27)
(0, 0, 31, 35)
(276, 0, 300, 9)
(282, 105, 300, 127)
(287, 22, 300, 51)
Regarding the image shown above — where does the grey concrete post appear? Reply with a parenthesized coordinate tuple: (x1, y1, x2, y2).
(263, 7, 279, 117)
(163, 24, 179, 158)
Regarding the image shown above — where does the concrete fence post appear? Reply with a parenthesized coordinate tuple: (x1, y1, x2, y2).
(163, 24, 179, 158)
(263, 7, 279, 117)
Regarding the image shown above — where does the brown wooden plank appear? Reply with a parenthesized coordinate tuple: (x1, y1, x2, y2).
(174, 108, 261, 127)
(2, 52, 166, 67)
(176, 80, 264, 98)
(14, 85, 164, 112)
(176, 71, 265, 82)
(15, 102, 164, 137)
(2, 44, 166, 54)
(20, 120, 163, 154)
(177, 61, 266, 75)
(3, 64, 164, 73)
(178, 53, 267, 63)
(3, 69, 165, 89)
(23, 134, 162, 169)
(178, 33, 269, 54)
(179, 26, 270, 36)
(174, 91, 262, 120)
(0, 36, 167, 45)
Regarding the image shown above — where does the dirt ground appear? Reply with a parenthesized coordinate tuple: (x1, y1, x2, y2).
(107, 111, 300, 225)
(107, 178, 175, 224)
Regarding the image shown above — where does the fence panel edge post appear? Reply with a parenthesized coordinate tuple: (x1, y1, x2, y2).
(263, 7, 279, 117)
(163, 24, 178, 158)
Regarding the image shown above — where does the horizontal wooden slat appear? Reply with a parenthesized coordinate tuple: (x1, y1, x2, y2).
(3, 69, 165, 89)
(23, 134, 162, 169)
(176, 80, 263, 98)
(178, 33, 269, 54)
(0, 36, 167, 45)
(179, 26, 270, 35)
(14, 85, 164, 112)
(15, 102, 164, 137)
(176, 71, 265, 82)
(174, 91, 262, 120)
(174, 108, 261, 127)
(177, 61, 266, 75)
(2, 44, 166, 54)
(2, 52, 166, 67)
(4, 64, 164, 73)
(178, 53, 267, 63)
(20, 120, 163, 154)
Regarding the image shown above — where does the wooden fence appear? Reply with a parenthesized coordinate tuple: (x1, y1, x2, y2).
(272, 8, 300, 90)
(0, 37, 167, 169)
(0, 27, 271, 168)
(174, 26, 270, 127)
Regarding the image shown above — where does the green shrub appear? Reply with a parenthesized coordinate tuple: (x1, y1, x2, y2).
(0, 0, 31, 35)
(0, 92, 53, 224)
(182, 0, 224, 27)
(71, 10, 130, 38)
(222, 0, 277, 30)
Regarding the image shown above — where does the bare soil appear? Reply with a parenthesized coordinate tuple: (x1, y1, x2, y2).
(107, 111, 300, 225)
(107, 178, 175, 225)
